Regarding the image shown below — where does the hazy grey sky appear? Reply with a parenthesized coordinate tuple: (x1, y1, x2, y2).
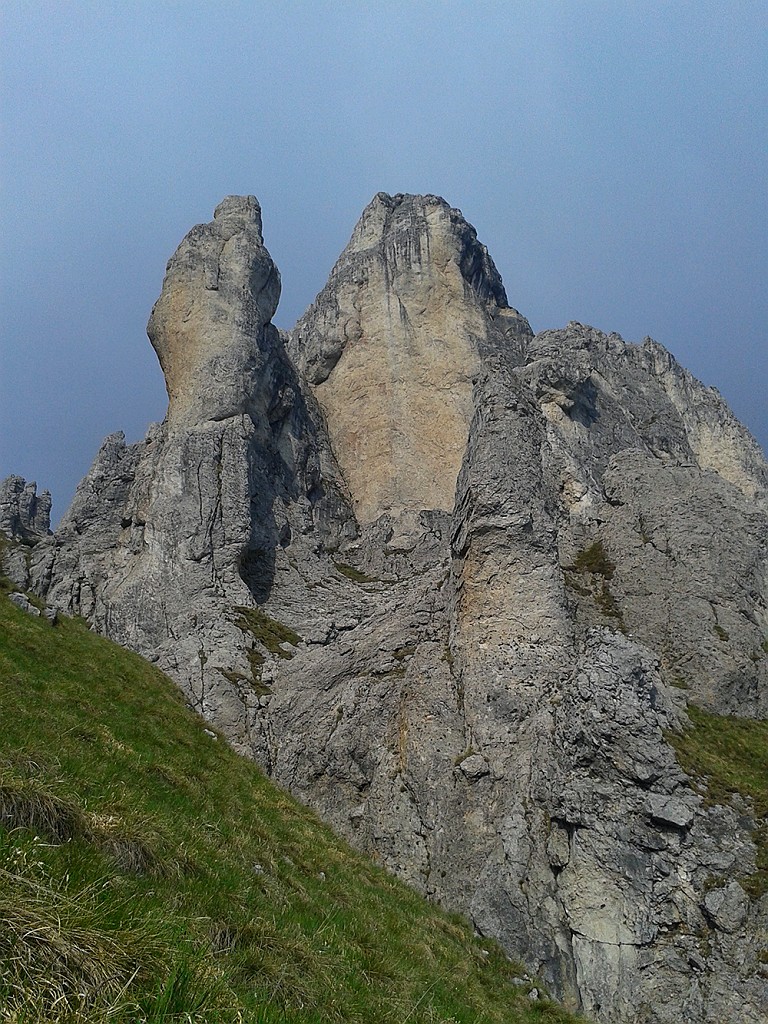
(2, 1, 766, 522)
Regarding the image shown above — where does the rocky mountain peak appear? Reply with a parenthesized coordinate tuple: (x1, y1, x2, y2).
(9, 191, 768, 1024)
(346, 191, 509, 308)
(212, 193, 264, 236)
(147, 195, 281, 427)
(289, 192, 531, 524)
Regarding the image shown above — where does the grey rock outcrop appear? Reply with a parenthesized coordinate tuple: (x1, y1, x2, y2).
(148, 194, 282, 428)
(16, 193, 768, 1023)
(7, 591, 40, 617)
(28, 197, 355, 749)
(0, 476, 52, 588)
(0, 476, 51, 542)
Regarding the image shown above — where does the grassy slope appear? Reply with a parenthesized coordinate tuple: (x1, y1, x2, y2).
(0, 590, 585, 1024)
(667, 704, 768, 898)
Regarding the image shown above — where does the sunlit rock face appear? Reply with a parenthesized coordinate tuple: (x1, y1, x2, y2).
(14, 192, 768, 1024)
(289, 192, 532, 523)
(148, 194, 281, 427)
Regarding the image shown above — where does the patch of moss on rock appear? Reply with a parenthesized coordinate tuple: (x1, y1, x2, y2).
(564, 540, 625, 630)
(333, 561, 379, 584)
(234, 606, 301, 659)
(571, 540, 615, 579)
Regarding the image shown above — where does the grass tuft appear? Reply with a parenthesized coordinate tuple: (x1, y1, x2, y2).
(0, 866, 153, 1020)
(564, 540, 624, 630)
(235, 606, 301, 659)
(0, 777, 87, 843)
(333, 561, 379, 585)
(570, 541, 615, 580)
(668, 704, 768, 897)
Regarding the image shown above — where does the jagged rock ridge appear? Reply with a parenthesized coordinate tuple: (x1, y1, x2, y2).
(5, 193, 768, 1024)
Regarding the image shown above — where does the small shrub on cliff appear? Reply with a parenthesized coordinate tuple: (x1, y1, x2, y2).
(571, 540, 615, 579)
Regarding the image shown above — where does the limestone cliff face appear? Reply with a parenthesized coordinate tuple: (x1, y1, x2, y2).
(10, 193, 768, 1024)
(289, 193, 532, 523)
(0, 476, 51, 590)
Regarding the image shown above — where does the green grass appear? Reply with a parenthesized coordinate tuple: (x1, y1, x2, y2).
(333, 561, 379, 585)
(668, 705, 768, 898)
(570, 541, 615, 580)
(235, 606, 301, 659)
(0, 592, 586, 1024)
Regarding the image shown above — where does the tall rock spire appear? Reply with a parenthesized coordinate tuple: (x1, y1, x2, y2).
(148, 195, 281, 427)
(289, 192, 532, 523)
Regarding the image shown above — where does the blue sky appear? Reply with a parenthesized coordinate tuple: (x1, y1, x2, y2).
(2, 1, 766, 521)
